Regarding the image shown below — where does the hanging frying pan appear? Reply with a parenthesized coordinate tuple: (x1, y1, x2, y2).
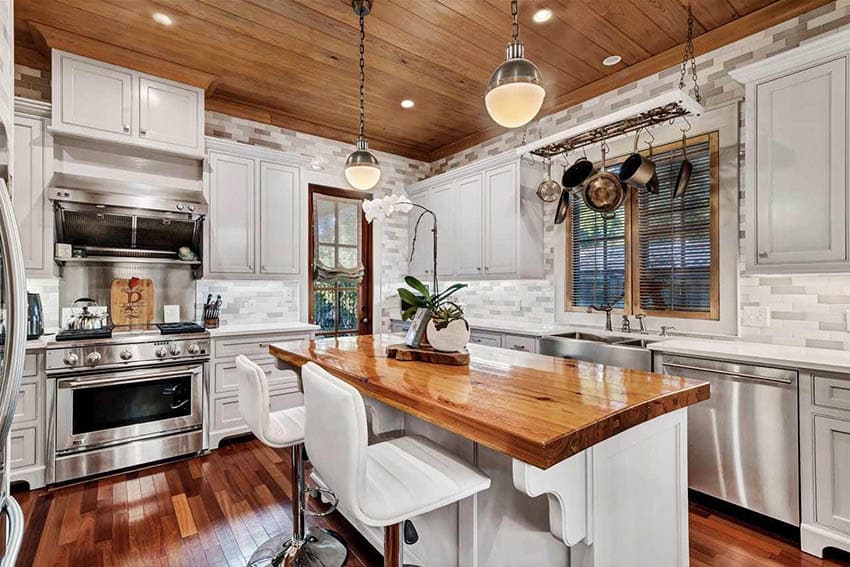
(674, 131, 692, 198)
(619, 129, 656, 187)
(583, 144, 627, 214)
(562, 152, 595, 188)
(536, 158, 563, 202)
(554, 184, 570, 224)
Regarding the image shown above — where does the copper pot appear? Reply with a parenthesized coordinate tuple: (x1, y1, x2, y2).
(583, 146, 626, 214)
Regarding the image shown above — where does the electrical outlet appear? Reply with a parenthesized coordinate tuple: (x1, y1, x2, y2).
(742, 306, 770, 328)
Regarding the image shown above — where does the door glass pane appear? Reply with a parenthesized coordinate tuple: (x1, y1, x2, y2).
(338, 288, 359, 332)
(338, 202, 359, 245)
(316, 199, 336, 244)
(313, 287, 336, 332)
(338, 246, 358, 269)
(318, 245, 336, 268)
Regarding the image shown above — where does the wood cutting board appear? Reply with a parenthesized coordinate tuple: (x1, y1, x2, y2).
(110, 278, 155, 326)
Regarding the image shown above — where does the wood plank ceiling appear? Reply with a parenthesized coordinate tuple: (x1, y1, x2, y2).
(14, 0, 832, 162)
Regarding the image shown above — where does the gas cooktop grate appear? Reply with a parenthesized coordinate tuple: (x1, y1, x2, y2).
(55, 328, 113, 342)
(156, 322, 205, 335)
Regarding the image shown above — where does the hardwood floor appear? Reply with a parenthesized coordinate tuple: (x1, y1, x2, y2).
(14, 437, 850, 567)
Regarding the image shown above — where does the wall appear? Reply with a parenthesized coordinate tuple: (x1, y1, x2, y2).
(422, 0, 850, 348)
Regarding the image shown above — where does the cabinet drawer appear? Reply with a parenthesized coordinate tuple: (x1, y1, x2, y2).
(814, 375, 850, 412)
(214, 358, 298, 396)
(12, 382, 37, 424)
(469, 331, 502, 348)
(503, 334, 537, 353)
(212, 388, 303, 432)
(9, 427, 37, 470)
(214, 332, 311, 359)
(23, 353, 39, 379)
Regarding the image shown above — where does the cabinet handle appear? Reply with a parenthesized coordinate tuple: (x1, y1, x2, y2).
(140, 128, 147, 136)
(248, 265, 254, 271)
(758, 252, 768, 258)
(484, 266, 489, 271)
(476, 267, 481, 271)
(123, 124, 130, 133)
(259, 343, 268, 348)
(512, 345, 526, 350)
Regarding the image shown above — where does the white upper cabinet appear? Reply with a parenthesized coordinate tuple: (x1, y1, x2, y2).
(52, 50, 205, 159)
(259, 161, 300, 275)
(454, 173, 484, 276)
(139, 77, 202, 150)
(13, 113, 53, 276)
(208, 152, 255, 275)
(731, 31, 850, 273)
(407, 156, 542, 280)
(408, 191, 433, 279)
(484, 163, 518, 276)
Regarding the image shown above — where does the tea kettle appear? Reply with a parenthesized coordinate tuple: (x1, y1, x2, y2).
(66, 297, 106, 330)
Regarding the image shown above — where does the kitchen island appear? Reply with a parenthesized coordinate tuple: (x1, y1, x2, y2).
(271, 335, 709, 567)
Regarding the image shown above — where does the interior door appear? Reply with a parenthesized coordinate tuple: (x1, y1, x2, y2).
(430, 183, 454, 277)
(139, 77, 200, 149)
(61, 55, 132, 136)
(208, 152, 255, 274)
(484, 163, 518, 275)
(755, 56, 848, 265)
(259, 161, 300, 275)
(309, 185, 372, 337)
(455, 173, 483, 276)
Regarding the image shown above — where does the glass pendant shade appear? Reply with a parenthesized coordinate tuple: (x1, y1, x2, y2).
(345, 138, 381, 191)
(485, 41, 545, 128)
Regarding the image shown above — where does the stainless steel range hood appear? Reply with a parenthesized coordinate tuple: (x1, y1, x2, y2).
(48, 173, 206, 275)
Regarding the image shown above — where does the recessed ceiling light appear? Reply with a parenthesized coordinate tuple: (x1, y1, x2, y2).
(532, 8, 552, 23)
(152, 12, 173, 26)
(400, 99, 415, 109)
(603, 55, 622, 66)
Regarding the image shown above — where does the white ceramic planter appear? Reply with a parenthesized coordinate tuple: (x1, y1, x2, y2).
(426, 319, 470, 352)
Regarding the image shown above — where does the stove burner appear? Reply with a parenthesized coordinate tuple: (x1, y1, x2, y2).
(156, 322, 205, 335)
(55, 328, 113, 342)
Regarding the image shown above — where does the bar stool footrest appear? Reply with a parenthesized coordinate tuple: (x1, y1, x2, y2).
(247, 527, 348, 567)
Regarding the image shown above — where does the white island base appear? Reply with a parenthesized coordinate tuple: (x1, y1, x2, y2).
(314, 401, 689, 567)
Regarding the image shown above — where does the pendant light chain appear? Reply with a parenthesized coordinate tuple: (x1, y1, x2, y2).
(678, 5, 702, 103)
(358, 10, 366, 140)
(511, 0, 519, 41)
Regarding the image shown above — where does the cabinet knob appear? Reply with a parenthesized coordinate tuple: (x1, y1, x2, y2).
(476, 267, 481, 271)
(123, 124, 130, 133)
(758, 251, 768, 258)
(248, 265, 254, 270)
(140, 128, 147, 136)
(484, 266, 489, 271)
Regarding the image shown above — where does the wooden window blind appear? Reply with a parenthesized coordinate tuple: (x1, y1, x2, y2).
(567, 132, 719, 320)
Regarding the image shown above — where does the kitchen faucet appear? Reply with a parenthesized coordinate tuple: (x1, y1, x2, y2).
(621, 315, 631, 333)
(635, 313, 648, 334)
(587, 305, 614, 331)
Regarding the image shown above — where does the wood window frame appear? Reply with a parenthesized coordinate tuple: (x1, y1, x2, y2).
(565, 132, 720, 320)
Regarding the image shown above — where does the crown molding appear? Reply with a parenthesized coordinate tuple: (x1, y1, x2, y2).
(204, 136, 313, 167)
(14, 96, 51, 119)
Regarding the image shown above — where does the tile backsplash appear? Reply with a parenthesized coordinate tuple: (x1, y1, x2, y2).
(195, 279, 300, 326)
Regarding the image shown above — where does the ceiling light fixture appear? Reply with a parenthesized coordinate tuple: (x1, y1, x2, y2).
(345, 0, 381, 191)
(602, 55, 622, 66)
(152, 12, 173, 26)
(400, 99, 415, 109)
(485, 0, 545, 129)
(532, 8, 552, 23)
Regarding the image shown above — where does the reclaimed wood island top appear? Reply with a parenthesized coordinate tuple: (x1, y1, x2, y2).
(270, 335, 709, 469)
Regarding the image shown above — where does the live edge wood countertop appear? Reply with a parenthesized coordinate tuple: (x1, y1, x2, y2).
(270, 335, 710, 469)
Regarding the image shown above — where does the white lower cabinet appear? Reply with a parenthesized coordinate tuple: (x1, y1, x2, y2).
(208, 330, 313, 449)
(813, 415, 850, 533)
(10, 350, 46, 489)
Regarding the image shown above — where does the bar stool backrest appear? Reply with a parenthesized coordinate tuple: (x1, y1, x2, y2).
(236, 355, 274, 443)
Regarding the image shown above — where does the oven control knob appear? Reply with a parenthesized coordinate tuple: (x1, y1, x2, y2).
(170, 345, 183, 356)
(187, 343, 200, 355)
(176, 203, 185, 211)
(63, 353, 79, 366)
(155, 347, 168, 358)
(120, 350, 133, 361)
(86, 352, 102, 365)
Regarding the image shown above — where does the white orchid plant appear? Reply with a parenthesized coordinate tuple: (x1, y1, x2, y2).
(361, 194, 414, 223)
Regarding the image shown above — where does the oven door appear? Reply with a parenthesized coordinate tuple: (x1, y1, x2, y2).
(55, 364, 203, 452)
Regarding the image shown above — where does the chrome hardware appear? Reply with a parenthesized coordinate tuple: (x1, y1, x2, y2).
(659, 325, 676, 336)
(258, 343, 267, 348)
(188, 204, 196, 212)
(187, 344, 200, 355)
(155, 347, 168, 358)
(635, 313, 648, 334)
(63, 353, 79, 366)
(476, 267, 481, 271)
(140, 128, 147, 136)
(758, 251, 768, 258)
(123, 124, 130, 132)
(587, 304, 614, 332)
(176, 203, 185, 211)
(361, 317, 369, 324)
(513, 345, 526, 350)
(120, 350, 133, 361)
(85, 352, 102, 365)
(169, 345, 182, 356)
(621, 315, 631, 333)
(248, 265, 254, 271)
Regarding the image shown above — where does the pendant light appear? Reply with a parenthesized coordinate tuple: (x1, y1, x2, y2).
(485, 0, 545, 128)
(345, 0, 381, 191)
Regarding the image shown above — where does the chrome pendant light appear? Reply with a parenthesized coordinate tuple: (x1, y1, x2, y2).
(345, 0, 381, 191)
(485, 0, 545, 128)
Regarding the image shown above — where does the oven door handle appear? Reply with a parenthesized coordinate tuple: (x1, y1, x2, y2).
(58, 367, 202, 389)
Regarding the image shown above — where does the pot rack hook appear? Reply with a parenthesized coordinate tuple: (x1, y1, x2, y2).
(680, 115, 692, 133)
(643, 128, 655, 149)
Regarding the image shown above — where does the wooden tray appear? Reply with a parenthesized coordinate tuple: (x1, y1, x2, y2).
(387, 343, 469, 365)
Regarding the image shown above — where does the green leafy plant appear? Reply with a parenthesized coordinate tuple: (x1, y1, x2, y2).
(398, 276, 468, 329)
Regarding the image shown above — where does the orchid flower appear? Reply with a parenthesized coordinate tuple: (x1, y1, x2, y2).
(362, 194, 415, 223)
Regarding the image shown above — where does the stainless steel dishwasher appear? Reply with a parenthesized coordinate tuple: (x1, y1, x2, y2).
(659, 354, 799, 525)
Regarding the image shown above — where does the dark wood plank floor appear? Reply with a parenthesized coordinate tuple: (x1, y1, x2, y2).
(13, 437, 850, 566)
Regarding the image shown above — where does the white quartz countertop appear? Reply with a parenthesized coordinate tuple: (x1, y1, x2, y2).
(648, 338, 850, 374)
(208, 322, 319, 338)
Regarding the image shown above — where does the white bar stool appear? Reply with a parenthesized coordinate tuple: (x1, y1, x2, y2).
(301, 361, 492, 567)
(236, 355, 348, 567)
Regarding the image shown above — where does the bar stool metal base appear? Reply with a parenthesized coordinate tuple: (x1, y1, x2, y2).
(247, 527, 348, 567)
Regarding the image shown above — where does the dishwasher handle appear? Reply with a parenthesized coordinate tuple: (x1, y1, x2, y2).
(662, 362, 794, 385)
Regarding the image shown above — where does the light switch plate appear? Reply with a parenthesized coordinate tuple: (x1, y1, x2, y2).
(742, 306, 770, 328)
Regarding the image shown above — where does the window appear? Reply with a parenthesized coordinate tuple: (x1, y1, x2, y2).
(567, 132, 719, 319)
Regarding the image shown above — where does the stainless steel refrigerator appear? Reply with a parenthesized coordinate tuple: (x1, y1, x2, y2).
(0, 176, 28, 565)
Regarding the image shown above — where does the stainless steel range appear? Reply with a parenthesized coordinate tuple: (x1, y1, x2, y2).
(46, 324, 210, 484)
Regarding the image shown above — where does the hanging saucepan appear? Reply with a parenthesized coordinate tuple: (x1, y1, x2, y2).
(554, 183, 570, 224)
(583, 144, 627, 215)
(618, 129, 656, 188)
(674, 131, 692, 198)
(561, 149, 596, 189)
(536, 158, 563, 202)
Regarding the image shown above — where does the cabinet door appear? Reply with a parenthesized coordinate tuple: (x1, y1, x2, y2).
(814, 415, 850, 534)
(13, 117, 45, 272)
(259, 161, 300, 275)
(60, 55, 132, 136)
(208, 153, 256, 274)
(484, 163, 518, 275)
(408, 192, 432, 278)
(755, 57, 848, 266)
(139, 77, 201, 149)
(455, 173, 484, 276)
(430, 182, 454, 277)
